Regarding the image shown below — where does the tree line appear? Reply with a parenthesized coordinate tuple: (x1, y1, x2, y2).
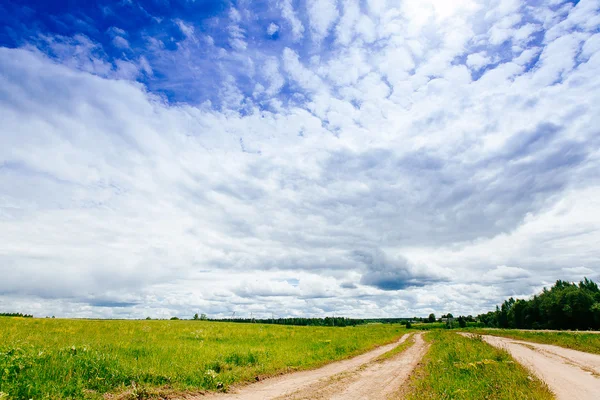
(0, 312, 33, 318)
(476, 278, 600, 330)
(212, 317, 370, 326)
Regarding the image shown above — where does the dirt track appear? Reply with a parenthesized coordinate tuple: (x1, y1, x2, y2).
(198, 333, 426, 400)
(468, 334, 600, 400)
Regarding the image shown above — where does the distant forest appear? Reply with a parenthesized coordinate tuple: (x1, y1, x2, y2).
(212, 278, 600, 331)
(3, 279, 599, 331)
(477, 278, 600, 330)
(212, 317, 410, 327)
(0, 312, 33, 318)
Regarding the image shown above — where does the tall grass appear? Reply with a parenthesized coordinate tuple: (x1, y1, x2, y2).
(466, 328, 600, 355)
(405, 331, 553, 400)
(0, 318, 405, 399)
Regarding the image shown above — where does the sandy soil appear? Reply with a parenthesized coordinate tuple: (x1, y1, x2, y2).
(462, 333, 600, 400)
(196, 333, 426, 400)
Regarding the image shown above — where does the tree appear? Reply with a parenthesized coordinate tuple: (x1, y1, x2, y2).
(200, 313, 208, 320)
(476, 277, 600, 330)
(193, 313, 199, 320)
(428, 313, 436, 323)
(457, 316, 467, 328)
(406, 321, 412, 329)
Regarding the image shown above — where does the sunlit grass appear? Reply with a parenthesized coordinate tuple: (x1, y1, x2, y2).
(404, 331, 553, 400)
(373, 333, 414, 362)
(0, 318, 405, 399)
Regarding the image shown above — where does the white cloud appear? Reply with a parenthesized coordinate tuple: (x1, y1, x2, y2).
(2, 0, 600, 319)
(267, 22, 280, 36)
(279, 0, 305, 41)
(262, 57, 285, 96)
(335, 0, 360, 46)
(484, 266, 531, 282)
(282, 47, 324, 92)
(307, 0, 339, 42)
(175, 19, 195, 40)
(111, 35, 130, 49)
(466, 51, 493, 70)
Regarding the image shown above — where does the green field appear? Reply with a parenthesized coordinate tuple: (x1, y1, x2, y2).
(466, 328, 600, 355)
(0, 318, 405, 399)
(404, 331, 553, 400)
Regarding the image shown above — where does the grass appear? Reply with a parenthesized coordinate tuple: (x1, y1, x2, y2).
(404, 331, 554, 400)
(465, 328, 600, 355)
(408, 322, 479, 330)
(373, 333, 415, 362)
(0, 318, 405, 399)
(409, 322, 447, 330)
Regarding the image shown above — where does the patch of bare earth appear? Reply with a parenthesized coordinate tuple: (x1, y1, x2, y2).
(195, 333, 427, 400)
(461, 333, 600, 400)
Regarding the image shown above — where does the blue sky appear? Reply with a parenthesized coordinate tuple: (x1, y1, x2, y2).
(1, 0, 600, 319)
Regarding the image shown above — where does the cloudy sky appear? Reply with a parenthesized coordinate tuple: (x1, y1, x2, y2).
(1, 0, 599, 319)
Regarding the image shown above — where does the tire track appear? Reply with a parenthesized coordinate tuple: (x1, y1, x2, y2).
(461, 333, 600, 400)
(278, 333, 427, 400)
(198, 333, 426, 400)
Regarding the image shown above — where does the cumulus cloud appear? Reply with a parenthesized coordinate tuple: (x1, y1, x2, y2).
(279, 0, 305, 40)
(466, 52, 493, 70)
(267, 23, 280, 36)
(307, 0, 339, 42)
(356, 249, 452, 290)
(1, 0, 600, 319)
(483, 266, 532, 282)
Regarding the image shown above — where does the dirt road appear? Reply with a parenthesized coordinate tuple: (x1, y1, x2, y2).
(198, 333, 426, 400)
(279, 333, 427, 400)
(466, 334, 600, 400)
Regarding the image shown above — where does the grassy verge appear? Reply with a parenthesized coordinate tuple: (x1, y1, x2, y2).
(404, 331, 553, 400)
(465, 329, 600, 355)
(373, 333, 414, 362)
(0, 318, 405, 399)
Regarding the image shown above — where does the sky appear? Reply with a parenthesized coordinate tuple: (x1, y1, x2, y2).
(0, 0, 599, 319)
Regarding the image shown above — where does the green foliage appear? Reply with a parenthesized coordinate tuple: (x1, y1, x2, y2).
(405, 332, 553, 400)
(0, 313, 32, 318)
(0, 318, 405, 399)
(409, 321, 480, 331)
(428, 313, 436, 323)
(217, 317, 368, 327)
(477, 277, 600, 330)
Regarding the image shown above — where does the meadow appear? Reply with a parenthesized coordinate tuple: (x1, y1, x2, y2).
(404, 331, 553, 400)
(467, 328, 600, 355)
(0, 318, 405, 399)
